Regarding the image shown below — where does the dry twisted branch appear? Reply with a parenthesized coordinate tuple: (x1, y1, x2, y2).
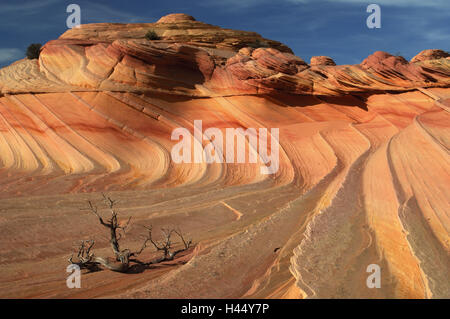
(69, 194, 193, 273)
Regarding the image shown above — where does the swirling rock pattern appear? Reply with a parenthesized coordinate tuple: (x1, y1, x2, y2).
(0, 14, 448, 299)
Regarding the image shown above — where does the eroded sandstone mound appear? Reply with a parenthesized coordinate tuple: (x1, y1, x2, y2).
(0, 14, 448, 299)
(1, 13, 449, 97)
(411, 49, 450, 63)
(310, 56, 336, 66)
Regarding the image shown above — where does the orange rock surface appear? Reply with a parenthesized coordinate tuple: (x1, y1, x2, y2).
(310, 56, 336, 66)
(0, 14, 448, 299)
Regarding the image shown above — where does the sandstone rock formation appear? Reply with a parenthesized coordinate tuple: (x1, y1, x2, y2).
(411, 49, 450, 63)
(0, 14, 448, 299)
(310, 56, 336, 66)
(1, 14, 448, 97)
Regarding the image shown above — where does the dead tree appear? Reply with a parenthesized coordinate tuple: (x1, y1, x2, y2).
(68, 240, 100, 272)
(69, 193, 192, 273)
(138, 226, 192, 263)
(89, 195, 133, 269)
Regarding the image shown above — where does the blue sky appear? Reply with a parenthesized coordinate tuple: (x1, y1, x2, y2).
(0, 0, 449, 67)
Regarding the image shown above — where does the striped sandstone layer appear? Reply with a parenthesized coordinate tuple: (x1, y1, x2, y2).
(0, 14, 448, 299)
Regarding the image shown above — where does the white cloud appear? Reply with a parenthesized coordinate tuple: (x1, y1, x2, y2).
(0, 48, 23, 63)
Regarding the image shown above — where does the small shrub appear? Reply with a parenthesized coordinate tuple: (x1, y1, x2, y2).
(145, 30, 160, 40)
(26, 43, 42, 59)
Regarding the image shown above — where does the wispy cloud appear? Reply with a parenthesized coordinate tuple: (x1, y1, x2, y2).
(199, 0, 269, 9)
(0, 0, 59, 14)
(0, 48, 23, 63)
(0, 0, 62, 31)
(423, 30, 450, 42)
(0, 1, 156, 32)
(82, 2, 157, 23)
(207, 0, 450, 9)
(288, 0, 450, 8)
